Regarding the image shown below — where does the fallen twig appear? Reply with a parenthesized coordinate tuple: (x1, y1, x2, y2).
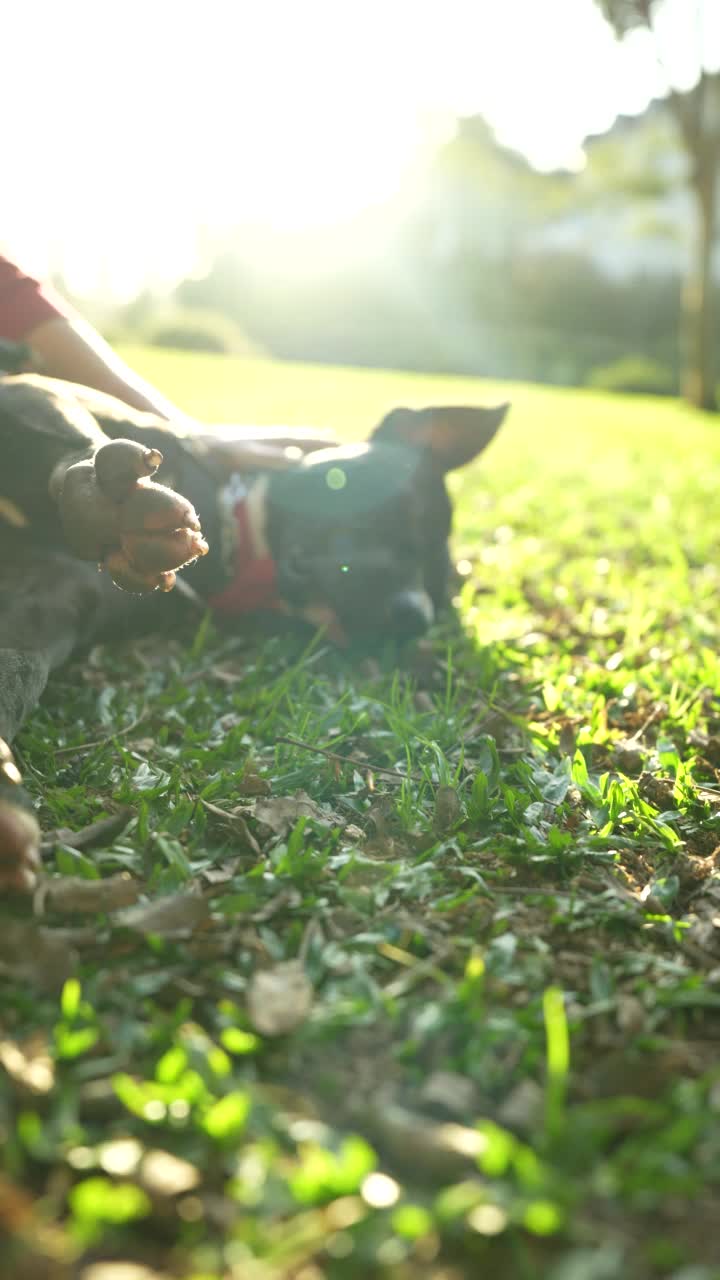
(41, 806, 135, 854)
(54, 713, 148, 757)
(277, 734, 423, 783)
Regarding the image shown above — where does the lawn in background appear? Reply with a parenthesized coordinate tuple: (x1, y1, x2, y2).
(3, 348, 720, 1280)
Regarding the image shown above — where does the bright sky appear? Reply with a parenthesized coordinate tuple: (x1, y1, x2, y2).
(2, 0, 715, 297)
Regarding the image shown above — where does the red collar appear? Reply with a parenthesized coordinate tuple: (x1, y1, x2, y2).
(207, 488, 280, 615)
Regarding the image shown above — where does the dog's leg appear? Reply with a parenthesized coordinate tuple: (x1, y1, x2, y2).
(0, 376, 208, 590)
(0, 645, 49, 892)
(0, 375, 105, 536)
(0, 650, 53, 891)
(0, 538, 134, 892)
(0, 378, 104, 889)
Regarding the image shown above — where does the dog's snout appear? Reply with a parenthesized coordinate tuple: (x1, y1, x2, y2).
(387, 590, 434, 638)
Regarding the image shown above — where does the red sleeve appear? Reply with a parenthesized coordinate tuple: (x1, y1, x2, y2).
(0, 255, 68, 340)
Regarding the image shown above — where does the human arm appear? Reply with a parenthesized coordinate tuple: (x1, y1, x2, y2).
(0, 254, 334, 463)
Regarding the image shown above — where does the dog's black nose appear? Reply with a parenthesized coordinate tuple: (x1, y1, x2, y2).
(387, 591, 434, 638)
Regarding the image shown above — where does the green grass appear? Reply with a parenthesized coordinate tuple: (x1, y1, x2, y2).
(4, 348, 720, 1279)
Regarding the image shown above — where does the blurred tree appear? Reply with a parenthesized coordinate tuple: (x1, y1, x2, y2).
(172, 113, 683, 385)
(598, 0, 720, 410)
(409, 115, 567, 268)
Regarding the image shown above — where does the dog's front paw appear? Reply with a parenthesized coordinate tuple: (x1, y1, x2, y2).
(0, 740, 41, 894)
(53, 439, 209, 593)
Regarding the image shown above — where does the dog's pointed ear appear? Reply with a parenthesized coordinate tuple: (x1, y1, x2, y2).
(371, 403, 509, 471)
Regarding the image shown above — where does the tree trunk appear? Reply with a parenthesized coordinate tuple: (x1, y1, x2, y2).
(682, 169, 717, 411)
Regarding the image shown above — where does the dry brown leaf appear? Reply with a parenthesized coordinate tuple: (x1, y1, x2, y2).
(141, 1149, 201, 1196)
(695, 787, 720, 810)
(584, 1045, 704, 1101)
(358, 657, 381, 680)
(363, 836, 398, 859)
(116, 890, 210, 936)
(558, 723, 578, 758)
(237, 771, 272, 797)
(251, 887, 302, 922)
(0, 921, 77, 989)
(0, 1034, 54, 1094)
(81, 1266, 169, 1280)
(354, 1101, 485, 1182)
(199, 865, 238, 886)
(246, 961, 314, 1035)
(421, 1070, 478, 1118)
(496, 1079, 543, 1134)
(612, 740, 644, 775)
(366, 796, 395, 837)
(200, 800, 261, 855)
(434, 785, 462, 832)
(637, 771, 676, 809)
(343, 823, 365, 843)
(36, 873, 141, 915)
(414, 690, 435, 714)
(0, 1171, 36, 1230)
(689, 729, 720, 767)
(253, 790, 341, 837)
(616, 994, 646, 1034)
(43, 807, 135, 853)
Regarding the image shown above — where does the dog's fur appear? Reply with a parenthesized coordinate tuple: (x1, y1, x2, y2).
(0, 370, 508, 886)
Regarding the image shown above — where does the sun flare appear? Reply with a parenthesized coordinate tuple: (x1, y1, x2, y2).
(0, 0, 674, 293)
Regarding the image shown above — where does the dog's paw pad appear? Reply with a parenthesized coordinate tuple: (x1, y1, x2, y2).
(119, 482, 201, 535)
(94, 439, 163, 501)
(104, 549, 193, 594)
(119, 527, 208, 573)
(55, 439, 208, 592)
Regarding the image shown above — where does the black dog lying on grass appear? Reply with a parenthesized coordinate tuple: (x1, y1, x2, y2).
(0, 365, 508, 891)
